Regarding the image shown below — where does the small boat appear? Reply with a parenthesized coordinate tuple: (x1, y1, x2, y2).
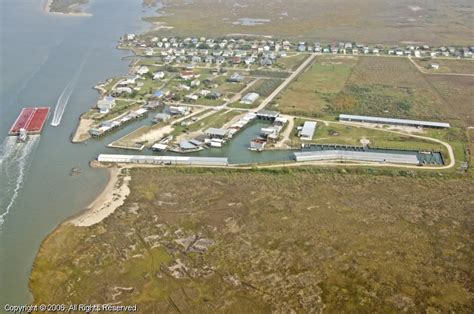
(17, 128, 27, 143)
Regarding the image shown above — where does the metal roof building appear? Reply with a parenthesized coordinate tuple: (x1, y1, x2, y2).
(294, 150, 419, 165)
(97, 154, 229, 166)
(241, 92, 260, 104)
(256, 109, 280, 120)
(339, 114, 450, 128)
(205, 128, 228, 138)
(300, 121, 317, 140)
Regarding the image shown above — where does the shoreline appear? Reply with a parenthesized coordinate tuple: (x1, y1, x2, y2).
(68, 167, 131, 227)
(43, 0, 93, 17)
(71, 116, 93, 143)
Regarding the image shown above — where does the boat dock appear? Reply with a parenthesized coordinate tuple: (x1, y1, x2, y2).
(9, 107, 50, 135)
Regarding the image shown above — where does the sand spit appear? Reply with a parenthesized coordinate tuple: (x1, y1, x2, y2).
(70, 167, 130, 227)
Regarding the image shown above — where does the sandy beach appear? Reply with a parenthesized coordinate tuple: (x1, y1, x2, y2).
(71, 117, 93, 143)
(70, 167, 131, 227)
(43, 0, 92, 17)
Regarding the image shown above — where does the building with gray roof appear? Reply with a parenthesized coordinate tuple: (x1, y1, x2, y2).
(98, 154, 228, 166)
(205, 128, 228, 139)
(256, 109, 279, 120)
(339, 114, 450, 128)
(299, 121, 317, 140)
(241, 92, 259, 105)
(294, 150, 419, 165)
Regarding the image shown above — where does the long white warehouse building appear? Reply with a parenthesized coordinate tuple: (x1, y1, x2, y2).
(339, 114, 450, 128)
(98, 154, 229, 166)
(294, 150, 419, 165)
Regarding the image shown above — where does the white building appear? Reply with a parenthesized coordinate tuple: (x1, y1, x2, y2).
(97, 96, 116, 114)
(240, 92, 259, 105)
(153, 72, 165, 80)
(299, 121, 317, 140)
(137, 66, 149, 75)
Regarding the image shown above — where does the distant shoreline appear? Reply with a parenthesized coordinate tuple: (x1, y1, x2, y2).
(42, 0, 93, 17)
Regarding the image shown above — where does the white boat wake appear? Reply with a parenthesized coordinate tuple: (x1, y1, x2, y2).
(50, 79, 75, 126)
(50, 53, 89, 126)
(0, 135, 40, 228)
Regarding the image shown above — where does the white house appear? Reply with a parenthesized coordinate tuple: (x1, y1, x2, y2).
(190, 79, 201, 87)
(153, 71, 165, 80)
(97, 96, 116, 114)
(137, 66, 149, 75)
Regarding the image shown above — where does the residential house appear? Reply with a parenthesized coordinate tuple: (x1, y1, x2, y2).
(169, 106, 189, 115)
(180, 70, 195, 80)
(205, 56, 215, 64)
(97, 96, 116, 114)
(137, 66, 149, 75)
(153, 72, 165, 80)
(207, 90, 221, 100)
(216, 56, 225, 65)
(228, 73, 245, 83)
(260, 57, 273, 66)
(190, 79, 200, 87)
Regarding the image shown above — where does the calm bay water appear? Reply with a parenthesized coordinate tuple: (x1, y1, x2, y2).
(0, 0, 151, 305)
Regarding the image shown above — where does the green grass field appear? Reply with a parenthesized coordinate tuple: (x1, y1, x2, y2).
(248, 78, 283, 97)
(274, 56, 357, 116)
(172, 110, 241, 136)
(274, 53, 309, 71)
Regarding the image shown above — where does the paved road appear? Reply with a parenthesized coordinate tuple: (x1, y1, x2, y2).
(255, 53, 317, 111)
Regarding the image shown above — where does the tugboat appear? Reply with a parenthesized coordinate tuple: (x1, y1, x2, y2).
(17, 128, 28, 143)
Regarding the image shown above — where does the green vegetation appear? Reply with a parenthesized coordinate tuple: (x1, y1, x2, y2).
(276, 56, 472, 128)
(172, 110, 241, 136)
(82, 100, 142, 122)
(195, 97, 224, 107)
(327, 84, 416, 117)
(250, 70, 290, 78)
(275, 56, 356, 116)
(275, 53, 309, 71)
(31, 168, 474, 312)
(248, 78, 283, 97)
(49, 0, 88, 14)
(228, 101, 260, 109)
(426, 75, 474, 126)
